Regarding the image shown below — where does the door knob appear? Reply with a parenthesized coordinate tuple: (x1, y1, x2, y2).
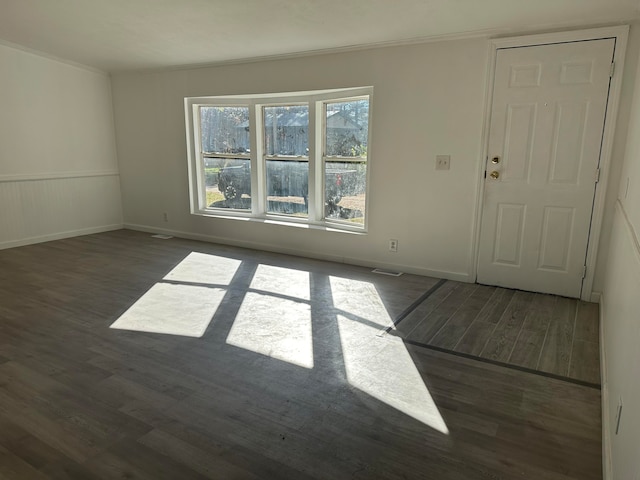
(490, 171, 500, 179)
(491, 156, 500, 164)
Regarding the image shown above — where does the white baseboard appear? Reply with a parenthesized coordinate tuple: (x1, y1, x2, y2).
(124, 223, 472, 283)
(591, 291, 602, 304)
(599, 293, 613, 480)
(0, 224, 123, 251)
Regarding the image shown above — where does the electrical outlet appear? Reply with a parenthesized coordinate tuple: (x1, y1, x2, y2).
(436, 155, 450, 170)
(389, 239, 398, 252)
(163, 212, 168, 222)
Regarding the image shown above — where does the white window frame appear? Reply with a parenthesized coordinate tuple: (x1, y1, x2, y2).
(261, 101, 310, 219)
(185, 87, 372, 232)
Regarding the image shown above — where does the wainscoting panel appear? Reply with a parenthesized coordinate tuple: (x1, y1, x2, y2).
(601, 201, 640, 480)
(0, 173, 123, 249)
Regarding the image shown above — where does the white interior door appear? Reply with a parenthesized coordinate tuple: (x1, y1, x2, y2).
(477, 39, 615, 298)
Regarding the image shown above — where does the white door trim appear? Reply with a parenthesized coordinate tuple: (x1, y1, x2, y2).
(471, 25, 629, 301)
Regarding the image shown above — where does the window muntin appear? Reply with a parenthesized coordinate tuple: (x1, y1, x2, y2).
(186, 88, 371, 231)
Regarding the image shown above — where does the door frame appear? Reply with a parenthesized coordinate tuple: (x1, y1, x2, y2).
(471, 25, 629, 302)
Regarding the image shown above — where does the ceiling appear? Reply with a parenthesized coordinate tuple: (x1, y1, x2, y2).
(0, 0, 639, 73)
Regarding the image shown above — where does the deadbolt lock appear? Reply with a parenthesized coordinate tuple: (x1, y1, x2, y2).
(490, 171, 500, 179)
(491, 156, 500, 164)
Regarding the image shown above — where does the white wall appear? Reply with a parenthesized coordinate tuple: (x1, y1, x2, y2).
(593, 24, 640, 296)
(0, 43, 122, 249)
(112, 39, 488, 281)
(111, 29, 638, 290)
(600, 33, 640, 479)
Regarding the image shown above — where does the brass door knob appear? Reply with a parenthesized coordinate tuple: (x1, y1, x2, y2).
(490, 171, 500, 179)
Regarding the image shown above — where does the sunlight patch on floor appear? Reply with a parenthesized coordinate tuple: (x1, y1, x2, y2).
(330, 276, 449, 434)
(250, 264, 310, 300)
(338, 314, 449, 434)
(226, 292, 314, 368)
(163, 252, 241, 285)
(329, 276, 394, 329)
(110, 251, 239, 337)
(111, 255, 448, 433)
(110, 283, 226, 337)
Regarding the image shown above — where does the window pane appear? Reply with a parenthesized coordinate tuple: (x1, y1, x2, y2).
(200, 107, 250, 155)
(266, 160, 308, 217)
(325, 161, 366, 224)
(325, 99, 369, 157)
(264, 106, 309, 156)
(208, 158, 251, 210)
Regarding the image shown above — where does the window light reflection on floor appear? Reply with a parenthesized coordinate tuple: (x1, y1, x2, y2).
(329, 276, 395, 329)
(249, 264, 311, 301)
(110, 282, 226, 337)
(163, 252, 241, 286)
(226, 264, 313, 368)
(330, 276, 449, 434)
(226, 292, 314, 368)
(110, 253, 448, 434)
(337, 313, 449, 434)
(110, 252, 240, 337)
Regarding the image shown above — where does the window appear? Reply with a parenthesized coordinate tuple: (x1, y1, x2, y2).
(200, 106, 251, 211)
(185, 87, 371, 231)
(324, 99, 369, 225)
(263, 104, 309, 217)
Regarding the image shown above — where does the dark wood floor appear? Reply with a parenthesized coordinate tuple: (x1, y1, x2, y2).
(0, 230, 602, 479)
(396, 281, 601, 386)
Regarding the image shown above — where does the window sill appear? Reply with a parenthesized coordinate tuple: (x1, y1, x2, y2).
(193, 210, 367, 235)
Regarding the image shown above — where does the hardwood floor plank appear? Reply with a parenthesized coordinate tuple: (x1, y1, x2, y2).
(569, 340, 601, 384)
(0, 361, 151, 441)
(87, 351, 200, 400)
(94, 439, 213, 480)
(0, 342, 113, 391)
(0, 388, 101, 464)
(81, 448, 172, 480)
(393, 280, 459, 334)
(92, 374, 179, 410)
(493, 422, 602, 479)
(454, 320, 497, 356)
(0, 230, 603, 479)
(522, 292, 555, 333)
(408, 345, 602, 479)
(0, 444, 50, 480)
(473, 287, 515, 324)
(38, 459, 100, 480)
(403, 283, 479, 344)
(151, 417, 321, 480)
(508, 329, 546, 369)
(430, 285, 496, 350)
(574, 301, 600, 343)
(0, 416, 67, 471)
(479, 291, 534, 362)
(138, 428, 261, 480)
(538, 297, 577, 377)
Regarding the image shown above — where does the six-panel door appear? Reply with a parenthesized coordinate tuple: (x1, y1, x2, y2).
(477, 39, 615, 298)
